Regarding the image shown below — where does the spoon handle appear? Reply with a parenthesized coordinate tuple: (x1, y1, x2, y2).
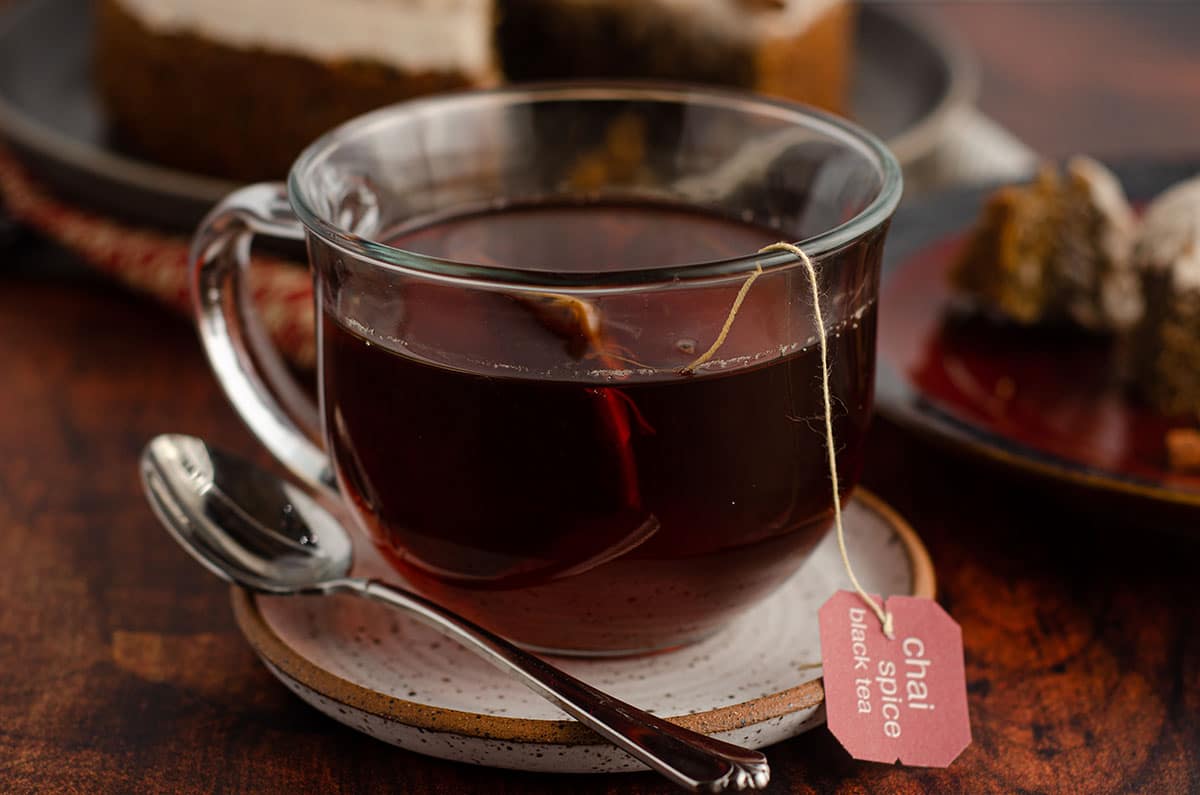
(346, 579, 770, 792)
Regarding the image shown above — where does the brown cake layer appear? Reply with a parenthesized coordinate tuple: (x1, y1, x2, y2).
(95, 0, 853, 182)
(1128, 271, 1200, 417)
(95, 0, 481, 182)
(949, 167, 1064, 325)
(496, 0, 852, 113)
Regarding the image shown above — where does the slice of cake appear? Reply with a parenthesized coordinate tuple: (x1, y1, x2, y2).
(95, 0, 499, 182)
(1125, 174, 1200, 417)
(495, 0, 853, 113)
(950, 157, 1140, 332)
(95, 0, 855, 182)
(949, 165, 1064, 326)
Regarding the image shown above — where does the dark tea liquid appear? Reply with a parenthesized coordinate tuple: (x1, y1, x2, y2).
(321, 203, 877, 653)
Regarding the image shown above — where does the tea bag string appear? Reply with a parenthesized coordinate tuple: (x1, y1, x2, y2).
(684, 242, 894, 639)
(762, 242, 894, 639)
(679, 263, 764, 374)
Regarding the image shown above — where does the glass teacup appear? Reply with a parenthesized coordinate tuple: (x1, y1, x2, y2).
(191, 85, 901, 655)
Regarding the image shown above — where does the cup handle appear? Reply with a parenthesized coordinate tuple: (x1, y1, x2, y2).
(190, 182, 336, 494)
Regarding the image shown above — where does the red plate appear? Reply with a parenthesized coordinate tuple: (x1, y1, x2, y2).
(876, 161, 1200, 522)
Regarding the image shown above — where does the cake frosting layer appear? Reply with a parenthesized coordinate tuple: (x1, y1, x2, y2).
(1137, 175, 1200, 289)
(114, 0, 494, 74)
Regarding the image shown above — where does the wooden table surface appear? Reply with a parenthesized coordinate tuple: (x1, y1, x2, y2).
(3, 3, 1200, 793)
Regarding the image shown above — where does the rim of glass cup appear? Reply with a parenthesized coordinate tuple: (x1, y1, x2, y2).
(288, 83, 903, 289)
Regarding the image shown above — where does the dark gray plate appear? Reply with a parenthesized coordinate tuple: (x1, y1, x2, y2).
(0, 0, 974, 232)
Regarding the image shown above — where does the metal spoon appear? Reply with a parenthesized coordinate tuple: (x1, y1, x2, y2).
(139, 434, 770, 792)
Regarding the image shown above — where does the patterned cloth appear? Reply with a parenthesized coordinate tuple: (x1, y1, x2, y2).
(0, 145, 316, 367)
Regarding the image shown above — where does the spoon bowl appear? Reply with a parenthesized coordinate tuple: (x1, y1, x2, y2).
(141, 434, 352, 593)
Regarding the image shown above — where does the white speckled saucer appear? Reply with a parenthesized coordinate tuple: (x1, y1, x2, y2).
(232, 489, 934, 774)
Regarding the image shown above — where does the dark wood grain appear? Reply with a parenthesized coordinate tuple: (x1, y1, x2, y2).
(3, 3, 1200, 793)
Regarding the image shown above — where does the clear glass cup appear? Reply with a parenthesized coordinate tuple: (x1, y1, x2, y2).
(190, 84, 902, 656)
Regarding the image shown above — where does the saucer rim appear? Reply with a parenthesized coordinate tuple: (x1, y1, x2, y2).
(231, 488, 935, 745)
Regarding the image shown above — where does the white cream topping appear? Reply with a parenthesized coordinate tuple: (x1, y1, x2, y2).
(115, 0, 495, 75)
(1069, 155, 1136, 255)
(1137, 174, 1200, 290)
(565, 0, 844, 40)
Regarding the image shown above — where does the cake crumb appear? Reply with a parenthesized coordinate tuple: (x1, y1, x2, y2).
(1165, 428, 1200, 472)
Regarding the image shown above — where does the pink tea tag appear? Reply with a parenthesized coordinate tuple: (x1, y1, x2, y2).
(818, 592, 971, 767)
